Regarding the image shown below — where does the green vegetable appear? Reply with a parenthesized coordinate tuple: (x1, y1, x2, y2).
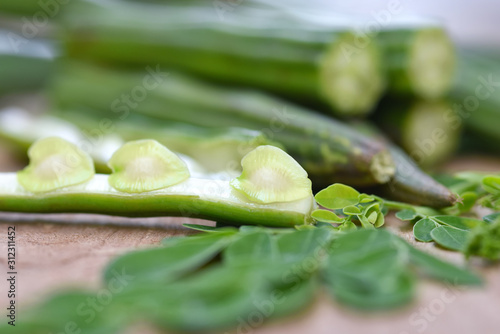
(374, 99, 461, 167)
(350, 122, 456, 208)
(51, 62, 394, 187)
(0, 109, 273, 174)
(0, 139, 315, 227)
(51, 62, 456, 207)
(452, 50, 500, 143)
(376, 26, 455, 98)
(0, 32, 55, 95)
(61, 1, 385, 116)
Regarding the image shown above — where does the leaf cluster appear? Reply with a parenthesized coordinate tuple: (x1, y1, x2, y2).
(4, 226, 481, 333)
(312, 183, 385, 229)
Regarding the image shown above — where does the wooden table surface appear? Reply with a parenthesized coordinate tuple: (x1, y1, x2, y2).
(1, 143, 499, 334)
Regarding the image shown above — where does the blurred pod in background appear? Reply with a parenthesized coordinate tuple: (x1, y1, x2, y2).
(376, 24, 455, 99)
(374, 98, 462, 168)
(451, 49, 500, 148)
(61, 0, 385, 117)
(0, 31, 55, 97)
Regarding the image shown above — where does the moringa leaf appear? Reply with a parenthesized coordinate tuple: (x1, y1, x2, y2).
(358, 193, 375, 203)
(343, 205, 361, 215)
(457, 192, 478, 213)
(338, 221, 357, 232)
(430, 226, 469, 251)
(433, 215, 484, 231)
(311, 209, 343, 223)
(482, 175, 500, 195)
(269, 277, 318, 319)
(408, 247, 482, 285)
(275, 227, 332, 264)
(315, 183, 360, 210)
(413, 218, 438, 242)
(224, 231, 278, 266)
(104, 231, 235, 284)
(483, 212, 500, 224)
(325, 229, 414, 309)
(145, 265, 268, 332)
(465, 217, 500, 260)
(396, 209, 419, 221)
(183, 223, 237, 233)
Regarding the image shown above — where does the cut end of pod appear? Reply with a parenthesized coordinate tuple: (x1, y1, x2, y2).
(409, 28, 455, 99)
(107, 139, 190, 193)
(230, 145, 312, 204)
(370, 150, 396, 184)
(403, 100, 460, 167)
(17, 137, 95, 193)
(319, 32, 385, 115)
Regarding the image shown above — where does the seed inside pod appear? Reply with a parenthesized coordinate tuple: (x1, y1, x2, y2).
(107, 139, 190, 193)
(230, 145, 312, 203)
(17, 137, 95, 193)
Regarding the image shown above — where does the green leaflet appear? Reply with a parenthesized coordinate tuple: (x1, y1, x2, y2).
(311, 209, 343, 223)
(430, 226, 469, 251)
(410, 213, 490, 257)
(104, 231, 235, 284)
(269, 277, 318, 319)
(147, 266, 266, 332)
(482, 175, 500, 195)
(315, 183, 360, 210)
(0, 291, 125, 334)
(433, 215, 483, 231)
(396, 209, 419, 221)
(224, 230, 278, 266)
(484, 213, 500, 223)
(413, 218, 438, 242)
(324, 229, 414, 309)
(343, 205, 362, 215)
(457, 192, 478, 213)
(323, 229, 481, 310)
(275, 227, 332, 264)
(183, 223, 237, 233)
(409, 247, 482, 285)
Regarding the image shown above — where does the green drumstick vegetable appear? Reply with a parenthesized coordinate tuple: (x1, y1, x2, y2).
(0, 138, 315, 227)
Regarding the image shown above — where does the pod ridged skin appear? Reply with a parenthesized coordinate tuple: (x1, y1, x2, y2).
(61, 0, 384, 116)
(52, 63, 395, 188)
